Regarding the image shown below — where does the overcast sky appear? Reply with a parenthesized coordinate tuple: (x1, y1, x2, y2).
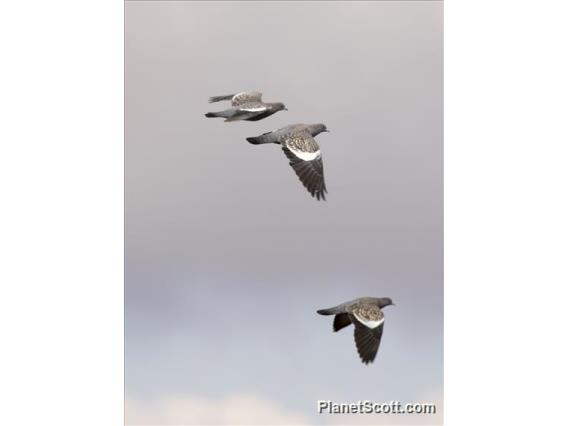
(126, 1, 443, 424)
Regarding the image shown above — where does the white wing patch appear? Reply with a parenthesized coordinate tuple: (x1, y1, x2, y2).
(240, 106, 266, 112)
(353, 312, 384, 329)
(289, 147, 321, 162)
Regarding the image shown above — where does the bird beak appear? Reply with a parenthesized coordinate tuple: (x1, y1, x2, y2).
(325, 129, 330, 132)
(284, 107, 288, 111)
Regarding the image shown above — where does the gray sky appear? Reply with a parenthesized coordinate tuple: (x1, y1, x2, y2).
(126, 1, 443, 424)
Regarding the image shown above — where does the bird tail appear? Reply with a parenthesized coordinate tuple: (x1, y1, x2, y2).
(317, 305, 345, 315)
(246, 132, 275, 145)
(246, 136, 265, 144)
(205, 110, 231, 119)
(209, 94, 235, 103)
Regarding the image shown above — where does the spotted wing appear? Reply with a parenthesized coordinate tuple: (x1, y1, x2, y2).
(231, 91, 263, 106)
(281, 130, 327, 201)
(349, 314, 384, 364)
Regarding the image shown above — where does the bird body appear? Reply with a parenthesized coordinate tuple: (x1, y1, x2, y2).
(246, 123, 326, 145)
(246, 123, 329, 200)
(317, 297, 394, 364)
(205, 91, 286, 122)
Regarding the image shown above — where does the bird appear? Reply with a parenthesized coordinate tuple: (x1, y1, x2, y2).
(317, 297, 394, 364)
(246, 123, 329, 200)
(205, 91, 287, 122)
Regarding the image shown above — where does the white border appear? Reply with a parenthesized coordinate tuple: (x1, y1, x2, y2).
(1, 0, 568, 425)
(0, 1, 123, 425)
(446, 0, 568, 425)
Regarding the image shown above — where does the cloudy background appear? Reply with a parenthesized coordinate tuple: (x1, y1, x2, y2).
(126, 1, 442, 424)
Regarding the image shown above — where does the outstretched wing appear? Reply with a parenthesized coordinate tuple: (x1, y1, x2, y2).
(281, 130, 327, 201)
(231, 91, 263, 106)
(349, 314, 384, 364)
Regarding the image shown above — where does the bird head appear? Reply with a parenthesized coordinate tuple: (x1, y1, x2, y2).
(273, 102, 287, 112)
(379, 297, 395, 308)
(308, 123, 330, 136)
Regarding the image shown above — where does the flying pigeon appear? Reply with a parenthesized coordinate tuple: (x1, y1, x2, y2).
(205, 91, 287, 122)
(317, 297, 394, 364)
(246, 123, 329, 200)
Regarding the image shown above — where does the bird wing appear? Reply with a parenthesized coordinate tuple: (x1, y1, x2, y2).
(237, 102, 268, 113)
(231, 91, 263, 106)
(281, 130, 327, 201)
(209, 94, 236, 103)
(333, 313, 352, 332)
(221, 106, 265, 122)
(349, 314, 384, 364)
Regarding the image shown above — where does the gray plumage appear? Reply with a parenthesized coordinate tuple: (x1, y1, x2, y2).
(317, 297, 394, 364)
(205, 91, 287, 122)
(246, 123, 329, 200)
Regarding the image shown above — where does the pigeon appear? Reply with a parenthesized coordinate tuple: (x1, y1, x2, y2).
(317, 297, 394, 364)
(246, 123, 329, 200)
(205, 91, 287, 122)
